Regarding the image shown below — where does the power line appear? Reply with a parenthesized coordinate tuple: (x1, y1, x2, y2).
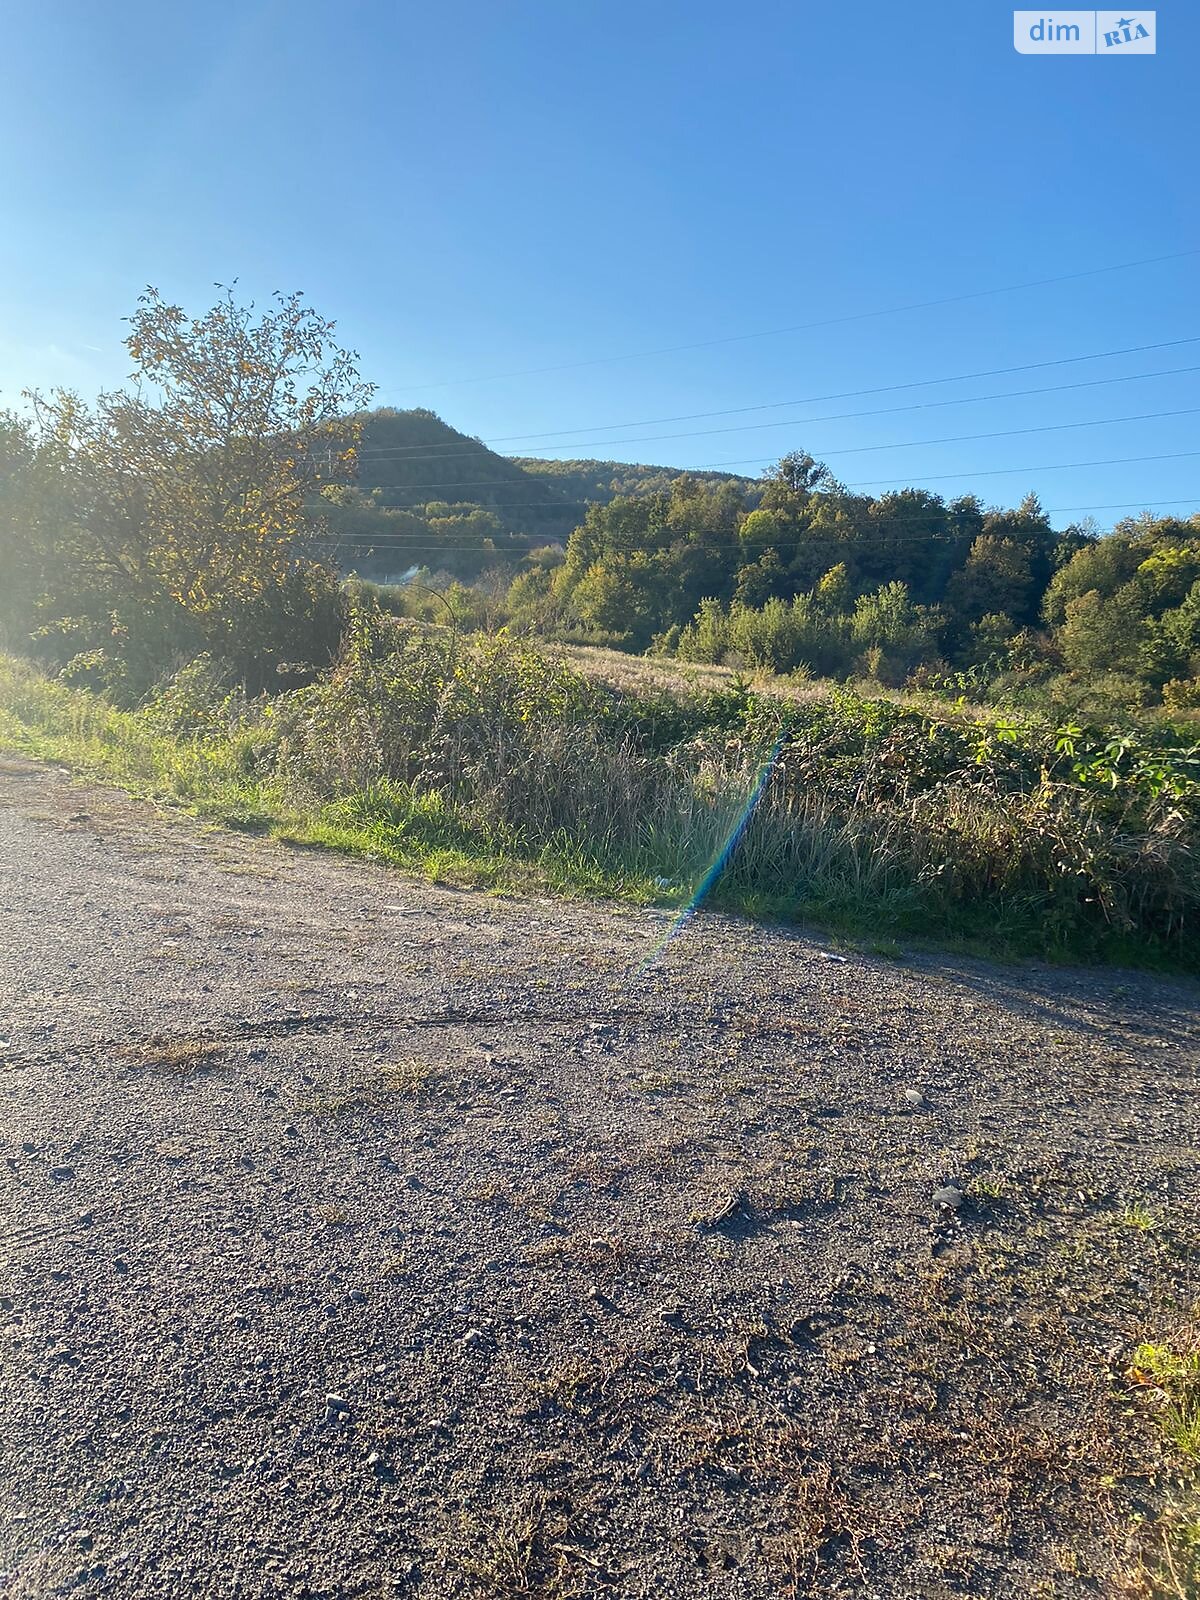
(362, 335, 1200, 453)
(336, 406, 1200, 493)
(384, 247, 1200, 391)
(316, 493, 1200, 555)
(350, 368, 1200, 467)
(847, 448, 1200, 490)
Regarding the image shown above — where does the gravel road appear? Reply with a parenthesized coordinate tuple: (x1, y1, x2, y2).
(2, 756, 1198, 1599)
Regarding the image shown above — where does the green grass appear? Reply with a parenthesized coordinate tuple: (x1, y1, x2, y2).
(1122, 1203, 1162, 1232)
(2, 646, 1198, 972)
(1134, 1340, 1200, 1464)
(1129, 1330, 1200, 1596)
(0, 652, 659, 904)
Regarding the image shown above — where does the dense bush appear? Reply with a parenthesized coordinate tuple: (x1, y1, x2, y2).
(242, 612, 1200, 960)
(4, 610, 1197, 962)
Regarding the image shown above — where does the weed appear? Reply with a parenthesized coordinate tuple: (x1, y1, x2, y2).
(1128, 1324, 1200, 1595)
(1130, 1339, 1200, 1463)
(456, 1493, 588, 1598)
(971, 1174, 1011, 1201)
(1122, 1203, 1161, 1232)
(118, 1037, 224, 1075)
(378, 1057, 438, 1096)
(5, 639, 1200, 969)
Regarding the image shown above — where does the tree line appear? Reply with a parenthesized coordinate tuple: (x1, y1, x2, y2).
(2, 284, 1198, 717)
(457, 456, 1200, 713)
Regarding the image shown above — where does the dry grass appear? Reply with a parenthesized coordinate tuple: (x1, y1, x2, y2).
(378, 1056, 440, 1096)
(553, 641, 991, 719)
(117, 1036, 225, 1075)
(455, 1493, 593, 1599)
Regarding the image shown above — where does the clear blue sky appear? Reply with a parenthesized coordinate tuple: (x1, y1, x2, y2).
(1, 0, 1195, 528)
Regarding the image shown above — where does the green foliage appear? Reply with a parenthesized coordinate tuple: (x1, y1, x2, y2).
(6, 616, 1200, 967)
(4, 285, 371, 697)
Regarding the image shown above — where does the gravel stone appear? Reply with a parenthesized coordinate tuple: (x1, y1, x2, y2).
(1, 759, 1197, 1599)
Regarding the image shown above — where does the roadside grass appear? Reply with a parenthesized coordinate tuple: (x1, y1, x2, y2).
(3, 645, 1199, 971)
(0, 653, 653, 904)
(1129, 1326, 1200, 1596)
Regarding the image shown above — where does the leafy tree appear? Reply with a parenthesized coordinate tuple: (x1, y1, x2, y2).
(1042, 534, 1143, 625)
(759, 450, 833, 510)
(945, 536, 1035, 628)
(814, 562, 851, 613)
(676, 598, 730, 663)
(16, 285, 375, 693)
(734, 548, 788, 608)
(1058, 589, 1146, 677)
(964, 612, 1018, 671)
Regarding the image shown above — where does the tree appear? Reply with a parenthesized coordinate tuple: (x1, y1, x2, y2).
(759, 451, 833, 509)
(814, 562, 851, 613)
(1041, 534, 1143, 626)
(18, 285, 375, 693)
(945, 535, 1035, 628)
(1058, 589, 1146, 677)
(676, 598, 730, 664)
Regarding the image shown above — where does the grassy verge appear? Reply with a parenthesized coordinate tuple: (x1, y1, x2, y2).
(0, 653, 659, 904)
(2, 639, 1198, 972)
(1129, 1328, 1200, 1596)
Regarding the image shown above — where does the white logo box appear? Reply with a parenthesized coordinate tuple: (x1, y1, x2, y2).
(1013, 11, 1156, 53)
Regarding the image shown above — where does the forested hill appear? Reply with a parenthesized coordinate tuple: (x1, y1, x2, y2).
(322, 408, 760, 578)
(350, 411, 754, 526)
(352, 408, 578, 538)
(511, 457, 756, 506)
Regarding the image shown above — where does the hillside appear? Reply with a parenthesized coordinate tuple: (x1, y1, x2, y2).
(352, 408, 580, 537)
(511, 455, 757, 505)
(323, 411, 757, 580)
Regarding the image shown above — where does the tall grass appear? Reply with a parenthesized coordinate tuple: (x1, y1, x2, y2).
(2, 612, 1198, 968)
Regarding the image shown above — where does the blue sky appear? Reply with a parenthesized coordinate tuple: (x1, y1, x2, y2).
(0, 0, 1195, 528)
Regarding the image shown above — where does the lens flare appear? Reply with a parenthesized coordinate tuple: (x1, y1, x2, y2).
(636, 728, 789, 974)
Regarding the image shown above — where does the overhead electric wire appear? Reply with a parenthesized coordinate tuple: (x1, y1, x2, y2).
(846, 448, 1200, 489)
(314, 492, 1200, 556)
(388, 247, 1200, 391)
(329, 406, 1200, 497)
(358, 335, 1200, 456)
(347, 371, 1200, 470)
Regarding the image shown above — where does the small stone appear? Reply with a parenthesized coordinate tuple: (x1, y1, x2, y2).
(933, 1184, 964, 1212)
(324, 1393, 351, 1414)
(348, 1290, 366, 1304)
(903, 1088, 927, 1108)
(461, 1328, 485, 1350)
(49, 1166, 76, 1183)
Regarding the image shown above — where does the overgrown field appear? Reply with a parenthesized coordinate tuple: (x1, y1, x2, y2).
(3, 606, 1200, 969)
